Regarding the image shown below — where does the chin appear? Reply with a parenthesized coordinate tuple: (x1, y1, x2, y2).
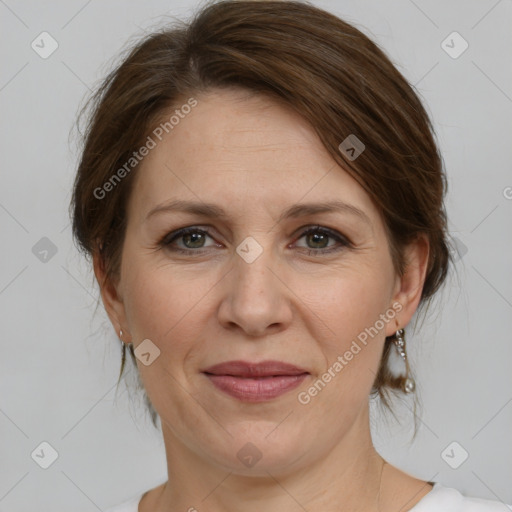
(206, 428, 309, 476)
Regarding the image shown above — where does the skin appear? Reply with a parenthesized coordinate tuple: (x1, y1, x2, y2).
(94, 87, 432, 512)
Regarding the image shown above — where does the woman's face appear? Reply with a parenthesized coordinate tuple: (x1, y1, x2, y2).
(98, 87, 426, 475)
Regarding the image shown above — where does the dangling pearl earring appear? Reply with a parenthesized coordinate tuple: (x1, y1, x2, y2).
(392, 328, 415, 393)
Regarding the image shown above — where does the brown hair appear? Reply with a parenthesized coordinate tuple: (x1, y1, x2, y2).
(70, 0, 452, 432)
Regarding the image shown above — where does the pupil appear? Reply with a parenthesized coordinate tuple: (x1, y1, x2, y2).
(185, 232, 204, 248)
(309, 232, 327, 248)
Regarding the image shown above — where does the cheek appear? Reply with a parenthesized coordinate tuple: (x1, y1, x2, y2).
(122, 258, 218, 348)
(301, 268, 392, 348)
(296, 266, 392, 407)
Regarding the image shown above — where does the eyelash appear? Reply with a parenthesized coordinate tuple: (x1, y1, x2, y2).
(159, 225, 351, 257)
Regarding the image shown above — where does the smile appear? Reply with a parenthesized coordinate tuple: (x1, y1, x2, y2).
(203, 373, 309, 402)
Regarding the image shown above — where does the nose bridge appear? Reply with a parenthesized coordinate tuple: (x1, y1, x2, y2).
(218, 234, 291, 335)
(233, 234, 277, 301)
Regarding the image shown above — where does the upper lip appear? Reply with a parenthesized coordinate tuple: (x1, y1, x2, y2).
(202, 360, 309, 377)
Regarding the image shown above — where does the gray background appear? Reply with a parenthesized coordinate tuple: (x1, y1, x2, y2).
(1, 0, 511, 510)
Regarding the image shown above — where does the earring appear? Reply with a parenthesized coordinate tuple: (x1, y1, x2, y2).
(392, 328, 415, 393)
(120, 329, 133, 346)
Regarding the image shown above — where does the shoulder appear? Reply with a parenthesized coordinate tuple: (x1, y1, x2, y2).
(104, 492, 143, 512)
(410, 482, 511, 512)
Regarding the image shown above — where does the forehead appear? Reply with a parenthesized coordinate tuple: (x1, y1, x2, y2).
(127, 88, 378, 226)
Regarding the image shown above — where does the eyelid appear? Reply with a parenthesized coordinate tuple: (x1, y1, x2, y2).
(160, 225, 219, 247)
(291, 224, 351, 245)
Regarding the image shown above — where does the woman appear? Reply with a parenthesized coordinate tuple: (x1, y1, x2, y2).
(70, 0, 509, 510)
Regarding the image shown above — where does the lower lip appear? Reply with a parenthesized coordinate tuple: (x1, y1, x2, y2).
(204, 373, 309, 402)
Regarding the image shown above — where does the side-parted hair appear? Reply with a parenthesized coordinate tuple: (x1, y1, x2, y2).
(70, 0, 452, 431)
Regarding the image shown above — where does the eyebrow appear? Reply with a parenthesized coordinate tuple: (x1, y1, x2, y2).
(145, 199, 372, 226)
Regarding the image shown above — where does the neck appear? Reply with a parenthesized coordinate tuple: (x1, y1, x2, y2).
(153, 403, 388, 512)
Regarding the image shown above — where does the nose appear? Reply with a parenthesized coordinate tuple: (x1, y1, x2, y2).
(217, 240, 293, 337)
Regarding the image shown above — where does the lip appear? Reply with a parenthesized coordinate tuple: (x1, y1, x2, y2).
(202, 360, 309, 377)
(202, 360, 310, 402)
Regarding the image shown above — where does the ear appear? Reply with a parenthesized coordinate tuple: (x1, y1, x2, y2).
(92, 251, 132, 343)
(385, 234, 430, 337)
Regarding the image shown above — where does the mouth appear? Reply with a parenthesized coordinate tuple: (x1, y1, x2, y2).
(201, 360, 309, 402)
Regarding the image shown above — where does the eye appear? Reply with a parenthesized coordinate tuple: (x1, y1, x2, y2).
(160, 225, 351, 256)
(294, 225, 350, 255)
(160, 227, 218, 254)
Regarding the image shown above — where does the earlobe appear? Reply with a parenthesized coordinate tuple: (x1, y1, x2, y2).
(388, 234, 430, 335)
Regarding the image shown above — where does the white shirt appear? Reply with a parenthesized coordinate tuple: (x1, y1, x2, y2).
(104, 482, 511, 511)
